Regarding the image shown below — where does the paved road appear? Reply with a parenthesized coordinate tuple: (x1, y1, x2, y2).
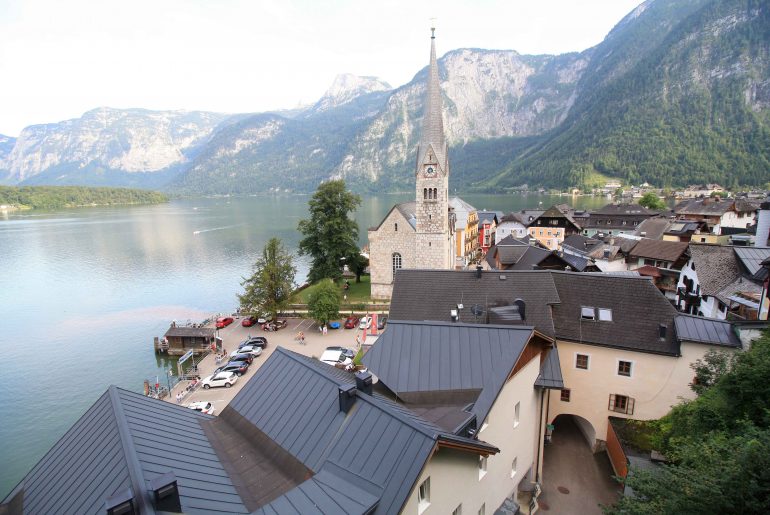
(167, 316, 374, 413)
(539, 416, 622, 514)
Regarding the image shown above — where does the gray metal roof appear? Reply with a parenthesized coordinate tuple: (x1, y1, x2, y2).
(363, 320, 534, 427)
(164, 326, 216, 338)
(733, 246, 770, 277)
(674, 314, 742, 348)
(3, 387, 248, 514)
(535, 344, 564, 389)
(229, 348, 492, 515)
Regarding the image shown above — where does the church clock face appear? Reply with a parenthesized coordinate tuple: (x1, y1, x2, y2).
(425, 166, 435, 177)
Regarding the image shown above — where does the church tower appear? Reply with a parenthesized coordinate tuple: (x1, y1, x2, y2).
(415, 26, 453, 269)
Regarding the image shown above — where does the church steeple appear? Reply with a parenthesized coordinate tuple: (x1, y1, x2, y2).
(417, 25, 447, 175)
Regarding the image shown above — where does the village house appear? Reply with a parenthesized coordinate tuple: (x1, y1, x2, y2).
(477, 211, 500, 256)
(159, 323, 217, 356)
(625, 239, 690, 300)
(388, 268, 748, 457)
(464, 209, 480, 264)
(528, 206, 582, 250)
(484, 235, 599, 272)
(673, 197, 759, 235)
(561, 234, 628, 272)
(580, 204, 659, 237)
(449, 197, 477, 268)
(495, 210, 543, 244)
(676, 244, 770, 320)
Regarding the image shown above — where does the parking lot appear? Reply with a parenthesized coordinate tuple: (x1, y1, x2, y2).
(168, 316, 371, 413)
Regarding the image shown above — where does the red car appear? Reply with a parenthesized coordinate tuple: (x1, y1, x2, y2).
(241, 316, 258, 327)
(343, 316, 359, 329)
(216, 316, 234, 329)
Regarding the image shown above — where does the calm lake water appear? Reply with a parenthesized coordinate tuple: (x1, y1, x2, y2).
(0, 193, 606, 496)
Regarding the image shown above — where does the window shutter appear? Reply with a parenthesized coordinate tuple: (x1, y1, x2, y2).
(628, 397, 635, 415)
(608, 394, 615, 411)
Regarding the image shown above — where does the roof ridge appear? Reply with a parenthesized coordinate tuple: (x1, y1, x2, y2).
(108, 386, 154, 513)
(386, 319, 536, 331)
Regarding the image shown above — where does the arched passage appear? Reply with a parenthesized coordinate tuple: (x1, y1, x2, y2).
(550, 414, 597, 450)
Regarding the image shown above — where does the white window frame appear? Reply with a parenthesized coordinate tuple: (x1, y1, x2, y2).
(417, 477, 430, 514)
(617, 359, 634, 378)
(574, 352, 590, 371)
(511, 457, 518, 478)
(598, 308, 613, 322)
(478, 455, 488, 480)
(581, 306, 596, 320)
(514, 402, 520, 428)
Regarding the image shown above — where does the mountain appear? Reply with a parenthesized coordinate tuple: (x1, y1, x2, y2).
(0, 108, 231, 187)
(486, 0, 770, 190)
(3, 0, 768, 193)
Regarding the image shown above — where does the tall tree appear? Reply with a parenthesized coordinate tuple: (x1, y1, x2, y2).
(238, 237, 296, 319)
(306, 279, 341, 326)
(298, 180, 361, 282)
(638, 192, 666, 211)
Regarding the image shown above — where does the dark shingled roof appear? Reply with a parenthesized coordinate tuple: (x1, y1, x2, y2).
(233, 348, 496, 515)
(674, 198, 734, 216)
(560, 252, 593, 272)
(390, 269, 680, 355)
(3, 387, 248, 514)
(674, 314, 742, 348)
(362, 320, 534, 428)
(591, 204, 658, 216)
(390, 269, 561, 337)
(164, 326, 216, 338)
(629, 239, 689, 263)
(633, 218, 672, 240)
(688, 244, 742, 296)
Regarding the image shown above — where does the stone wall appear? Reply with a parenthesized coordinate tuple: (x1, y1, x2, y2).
(369, 208, 416, 300)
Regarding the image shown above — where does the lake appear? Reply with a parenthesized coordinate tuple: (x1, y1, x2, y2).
(0, 192, 607, 496)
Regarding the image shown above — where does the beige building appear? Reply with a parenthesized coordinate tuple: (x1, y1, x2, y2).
(465, 209, 480, 263)
(368, 29, 455, 299)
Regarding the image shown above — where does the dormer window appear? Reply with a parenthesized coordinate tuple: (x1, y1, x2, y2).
(581, 307, 596, 320)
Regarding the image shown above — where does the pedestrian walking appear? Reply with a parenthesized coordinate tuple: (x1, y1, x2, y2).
(323, 325, 328, 336)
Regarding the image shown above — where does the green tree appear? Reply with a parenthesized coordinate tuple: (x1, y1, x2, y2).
(347, 253, 369, 283)
(306, 279, 341, 326)
(298, 180, 362, 283)
(689, 349, 734, 395)
(237, 238, 296, 320)
(638, 192, 666, 211)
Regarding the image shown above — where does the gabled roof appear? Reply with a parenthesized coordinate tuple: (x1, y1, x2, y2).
(362, 320, 535, 428)
(688, 244, 742, 297)
(560, 252, 594, 272)
(562, 234, 602, 254)
(590, 204, 658, 216)
(674, 198, 734, 216)
(3, 387, 248, 514)
(478, 211, 499, 226)
(231, 348, 495, 515)
(532, 205, 582, 230)
(535, 343, 564, 389)
(674, 314, 742, 348)
(500, 210, 544, 226)
(370, 202, 417, 232)
(628, 239, 689, 263)
(733, 246, 770, 278)
(633, 217, 672, 240)
(390, 269, 680, 355)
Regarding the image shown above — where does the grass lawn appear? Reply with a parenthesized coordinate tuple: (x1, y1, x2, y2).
(293, 275, 372, 304)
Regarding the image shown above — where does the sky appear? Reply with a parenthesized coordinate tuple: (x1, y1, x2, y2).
(0, 0, 644, 136)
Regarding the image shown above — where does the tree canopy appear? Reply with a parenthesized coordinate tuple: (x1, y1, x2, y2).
(0, 185, 167, 210)
(606, 331, 770, 514)
(638, 192, 666, 211)
(306, 279, 341, 326)
(297, 180, 361, 283)
(237, 237, 296, 319)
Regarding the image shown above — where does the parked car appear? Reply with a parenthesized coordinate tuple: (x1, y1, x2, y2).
(239, 336, 268, 349)
(201, 371, 238, 389)
(320, 346, 355, 367)
(358, 316, 372, 330)
(344, 316, 359, 329)
(187, 401, 216, 415)
(262, 319, 287, 331)
(231, 345, 262, 358)
(241, 315, 258, 327)
(377, 315, 388, 330)
(216, 316, 234, 328)
(257, 314, 273, 324)
(214, 360, 249, 376)
(229, 353, 254, 365)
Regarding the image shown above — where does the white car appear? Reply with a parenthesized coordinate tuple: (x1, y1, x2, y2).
(201, 371, 238, 389)
(359, 316, 372, 330)
(320, 347, 355, 367)
(231, 345, 262, 358)
(187, 401, 216, 415)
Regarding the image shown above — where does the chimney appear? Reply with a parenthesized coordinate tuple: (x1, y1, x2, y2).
(476, 265, 483, 279)
(659, 324, 667, 339)
(338, 384, 356, 413)
(150, 472, 182, 513)
(514, 298, 526, 321)
(355, 371, 373, 395)
(105, 489, 137, 515)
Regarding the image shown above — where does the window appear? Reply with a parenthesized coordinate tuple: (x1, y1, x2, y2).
(560, 389, 571, 402)
(395, 222, 398, 232)
(433, 188, 437, 199)
(478, 504, 485, 515)
(511, 457, 518, 478)
(691, 261, 696, 271)
(453, 505, 462, 515)
(418, 477, 430, 512)
(392, 253, 402, 278)
(423, 188, 427, 200)
(609, 394, 635, 415)
(618, 360, 632, 377)
(598, 308, 612, 322)
(580, 307, 595, 320)
(550, 219, 558, 225)
(575, 354, 589, 370)
(514, 402, 520, 428)
(479, 455, 487, 479)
